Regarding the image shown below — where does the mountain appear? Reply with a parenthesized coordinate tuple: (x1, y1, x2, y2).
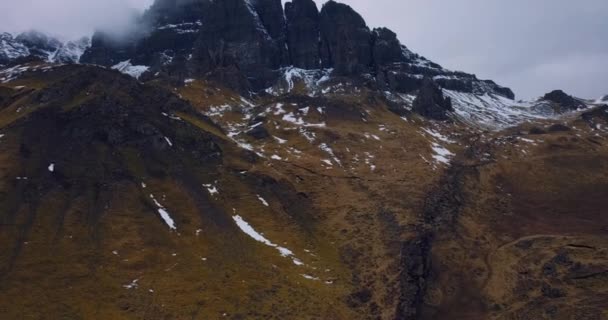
(1, 1, 607, 320)
(81, 0, 513, 100)
(0, 31, 89, 66)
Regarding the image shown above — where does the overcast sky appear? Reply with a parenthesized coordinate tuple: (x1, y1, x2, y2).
(1, 0, 606, 99)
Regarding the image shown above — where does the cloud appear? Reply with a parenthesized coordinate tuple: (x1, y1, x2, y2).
(0, 0, 154, 40)
(329, 0, 608, 99)
(1, 0, 606, 99)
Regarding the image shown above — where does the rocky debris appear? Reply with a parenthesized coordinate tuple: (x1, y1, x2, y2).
(285, 0, 321, 69)
(542, 90, 586, 111)
(396, 234, 432, 319)
(413, 78, 453, 120)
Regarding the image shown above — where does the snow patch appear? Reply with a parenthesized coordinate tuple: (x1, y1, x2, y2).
(203, 183, 219, 196)
(257, 195, 269, 207)
(150, 194, 177, 230)
(431, 143, 454, 165)
(112, 60, 149, 79)
(232, 215, 303, 266)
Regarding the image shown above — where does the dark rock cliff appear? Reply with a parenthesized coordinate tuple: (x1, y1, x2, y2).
(78, 0, 515, 105)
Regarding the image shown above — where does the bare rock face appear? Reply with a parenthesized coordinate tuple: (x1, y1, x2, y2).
(413, 78, 454, 121)
(372, 28, 405, 67)
(77, 0, 516, 108)
(191, 0, 286, 90)
(543, 90, 586, 111)
(319, 0, 373, 75)
(285, 0, 321, 69)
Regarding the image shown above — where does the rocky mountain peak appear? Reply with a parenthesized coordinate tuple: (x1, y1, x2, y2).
(0, 31, 89, 65)
(78, 0, 515, 110)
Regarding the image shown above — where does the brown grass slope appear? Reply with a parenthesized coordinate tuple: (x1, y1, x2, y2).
(0, 65, 606, 319)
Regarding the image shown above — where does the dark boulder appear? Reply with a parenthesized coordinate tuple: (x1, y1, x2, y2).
(396, 234, 432, 319)
(412, 78, 453, 121)
(319, 1, 373, 75)
(285, 0, 322, 69)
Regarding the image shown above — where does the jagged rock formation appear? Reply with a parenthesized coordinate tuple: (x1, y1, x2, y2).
(413, 78, 453, 120)
(80, 0, 514, 107)
(285, 0, 321, 69)
(1, 3, 608, 316)
(542, 89, 586, 111)
(318, 1, 372, 75)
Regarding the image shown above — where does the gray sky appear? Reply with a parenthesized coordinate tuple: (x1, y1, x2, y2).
(1, 0, 606, 99)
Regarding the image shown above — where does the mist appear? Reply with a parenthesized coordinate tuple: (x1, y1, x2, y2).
(0, 0, 154, 40)
(1, 0, 606, 99)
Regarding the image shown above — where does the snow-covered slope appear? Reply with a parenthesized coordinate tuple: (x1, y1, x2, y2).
(0, 33, 30, 65)
(0, 31, 89, 65)
(50, 37, 91, 63)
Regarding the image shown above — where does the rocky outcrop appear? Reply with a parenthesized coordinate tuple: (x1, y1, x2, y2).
(372, 28, 405, 67)
(285, 0, 321, 69)
(413, 78, 453, 120)
(319, 1, 373, 75)
(542, 90, 586, 111)
(77, 0, 516, 100)
(190, 0, 286, 90)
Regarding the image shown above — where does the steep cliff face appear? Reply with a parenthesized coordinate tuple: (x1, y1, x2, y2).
(79, 0, 514, 106)
(285, 0, 321, 69)
(1, 2, 608, 318)
(318, 1, 373, 75)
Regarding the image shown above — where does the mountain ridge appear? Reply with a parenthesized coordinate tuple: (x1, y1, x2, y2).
(0, 1, 607, 319)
